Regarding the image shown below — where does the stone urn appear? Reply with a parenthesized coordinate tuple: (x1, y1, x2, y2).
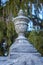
(9, 9, 43, 65)
(13, 9, 29, 36)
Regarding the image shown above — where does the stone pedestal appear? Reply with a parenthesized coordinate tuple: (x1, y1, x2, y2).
(8, 9, 43, 65)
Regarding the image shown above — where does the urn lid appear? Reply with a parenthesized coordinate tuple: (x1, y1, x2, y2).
(13, 9, 29, 22)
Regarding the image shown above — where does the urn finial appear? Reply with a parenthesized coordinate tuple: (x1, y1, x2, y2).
(18, 9, 25, 16)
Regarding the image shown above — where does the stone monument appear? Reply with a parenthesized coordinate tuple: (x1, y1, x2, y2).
(8, 9, 43, 65)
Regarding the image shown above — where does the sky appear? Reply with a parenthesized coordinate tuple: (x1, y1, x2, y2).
(2, 0, 6, 3)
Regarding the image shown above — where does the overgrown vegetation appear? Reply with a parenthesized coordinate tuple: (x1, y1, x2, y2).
(27, 31, 43, 56)
(0, 21, 17, 56)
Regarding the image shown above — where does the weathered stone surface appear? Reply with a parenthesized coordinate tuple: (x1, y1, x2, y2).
(12, 55, 43, 65)
(0, 56, 8, 65)
(9, 36, 41, 60)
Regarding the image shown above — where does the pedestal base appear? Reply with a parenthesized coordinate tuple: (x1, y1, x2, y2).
(7, 35, 43, 65)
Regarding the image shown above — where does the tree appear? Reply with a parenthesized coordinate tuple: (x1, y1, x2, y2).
(3, 0, 43, 21)
(0, 20, 17, 55)
(28, 31, 43, 56)
(6, 21, 17, 46)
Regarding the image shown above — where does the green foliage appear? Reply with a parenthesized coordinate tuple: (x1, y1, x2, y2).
(6, 21, 17, 46)
(0, 21, 17, 55)
(0, 21, 6, 42)
(27, 31, 43, 56)
(0, 31, 4, 42)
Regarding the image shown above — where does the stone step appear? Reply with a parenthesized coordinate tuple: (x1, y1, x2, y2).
(10, 44, 37, 53)
(9, 52, 41, 59)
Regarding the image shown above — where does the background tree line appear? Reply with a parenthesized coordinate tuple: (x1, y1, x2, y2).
(0, 0, 43, 56)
